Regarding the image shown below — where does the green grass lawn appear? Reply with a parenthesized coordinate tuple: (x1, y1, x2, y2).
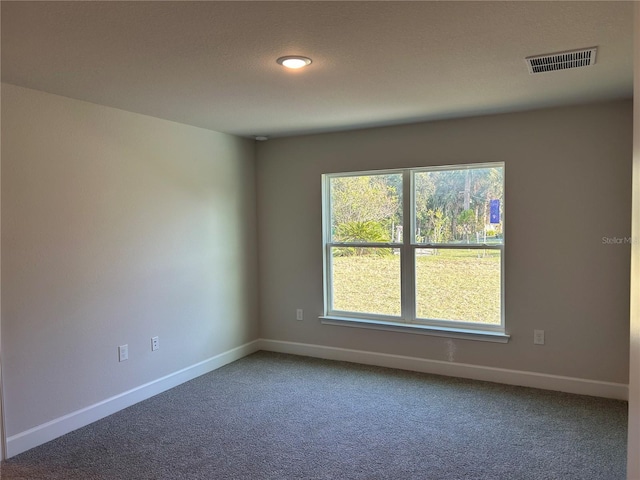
(332, 249, 501, 324)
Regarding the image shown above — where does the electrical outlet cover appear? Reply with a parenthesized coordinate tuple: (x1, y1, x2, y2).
(118, 344, 128, 362)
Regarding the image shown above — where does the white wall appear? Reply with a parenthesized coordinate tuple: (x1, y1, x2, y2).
(256, 101, 632, 386)
(1, 84, 258, 441)
(0, 52, 4, 462)
(627, 4, 640, 478)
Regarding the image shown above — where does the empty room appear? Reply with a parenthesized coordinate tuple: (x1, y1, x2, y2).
(1, 1, 639, 479)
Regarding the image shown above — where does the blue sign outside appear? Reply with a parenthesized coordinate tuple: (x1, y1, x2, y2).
(490, 199, 500, 224)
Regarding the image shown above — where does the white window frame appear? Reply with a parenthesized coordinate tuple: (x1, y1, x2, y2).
(321, 162, 508, 343)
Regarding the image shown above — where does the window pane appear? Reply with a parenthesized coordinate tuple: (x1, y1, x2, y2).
(330, 174, 403, 243)
(414, 166, 503, 245)
(415, 248, 501, 325)
(331, 247, 401, 316)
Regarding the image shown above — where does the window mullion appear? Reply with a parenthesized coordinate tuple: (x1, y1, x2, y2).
(401, 170, 415, 323)
(322, 177, 332, 315)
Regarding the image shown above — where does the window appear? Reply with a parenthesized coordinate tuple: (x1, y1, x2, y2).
(322, 163, 506, 340)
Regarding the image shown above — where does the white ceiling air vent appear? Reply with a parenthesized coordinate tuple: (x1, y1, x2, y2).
(526, 47, 597, 74)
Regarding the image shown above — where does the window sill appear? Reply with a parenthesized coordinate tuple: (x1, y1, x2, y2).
(319, 316, 510, 343)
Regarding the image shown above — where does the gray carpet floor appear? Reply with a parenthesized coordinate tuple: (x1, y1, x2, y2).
(1, 351, 628, 479)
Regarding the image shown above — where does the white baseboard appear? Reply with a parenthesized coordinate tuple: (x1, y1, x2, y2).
(257, 339, 629, 401)
(6, 338, 628, 458)
(6, 340, 261, 458)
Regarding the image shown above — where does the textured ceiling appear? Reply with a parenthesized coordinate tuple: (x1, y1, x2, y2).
(1, 1, 634, 138)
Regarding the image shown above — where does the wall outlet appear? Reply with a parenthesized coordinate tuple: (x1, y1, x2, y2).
(534, 330, 545, 345)
(296, 309, 303, 321)
(151, 336, 159, 351)
(118, 344, 128, 362)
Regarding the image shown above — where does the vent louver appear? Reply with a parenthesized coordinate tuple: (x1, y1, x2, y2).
(526, 47, 597, 74)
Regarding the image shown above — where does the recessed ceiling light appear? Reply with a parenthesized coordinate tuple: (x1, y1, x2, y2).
(276, 56, 312, 69)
